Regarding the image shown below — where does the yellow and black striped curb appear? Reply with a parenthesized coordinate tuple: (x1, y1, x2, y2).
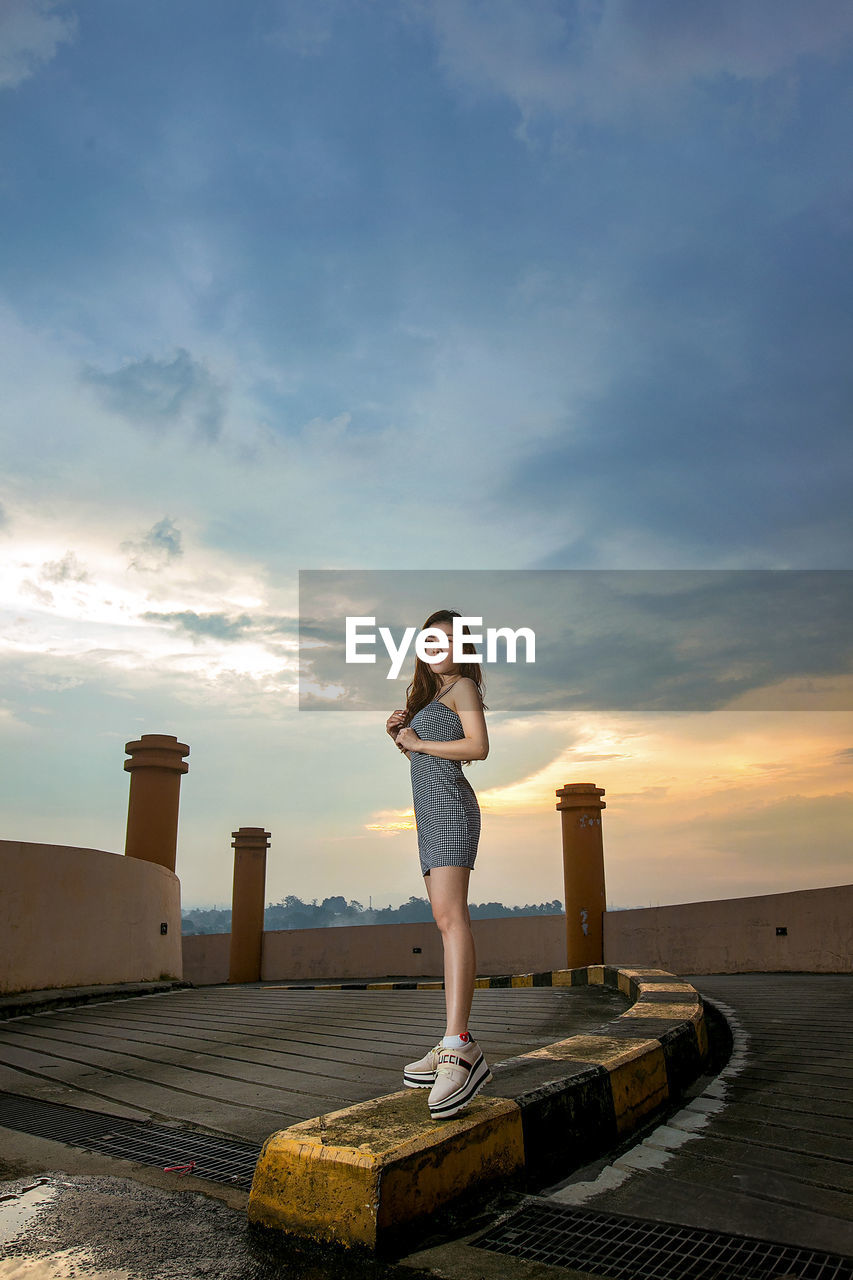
(266, 973, 562, 990)
(248, 964, 708, 1254)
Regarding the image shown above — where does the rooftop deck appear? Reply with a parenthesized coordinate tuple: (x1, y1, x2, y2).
(0, 980, 629, 1144)
(1, 972, 851, 1278)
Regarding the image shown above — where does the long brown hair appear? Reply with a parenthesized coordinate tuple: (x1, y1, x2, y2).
(403, 610, 487, 763)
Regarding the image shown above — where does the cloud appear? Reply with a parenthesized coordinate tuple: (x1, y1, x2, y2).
(83, 349, 227, 442)
(19, 579, 53, 606)
(40, 550, 89, 584)
(142, 610, 255, 643)
(121, 517, 183, 572)
(501, 196, 853, 570)
(265, 0, 339, 56)
(142, 609, 298, 647)
(416, 0, 853, 131)
(666, 789, 853, 886)
(0, 0, 76, 91)
(296, 569, 853, 714)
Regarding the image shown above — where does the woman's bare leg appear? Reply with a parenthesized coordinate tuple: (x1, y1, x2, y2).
(427, 867, 476, 1036)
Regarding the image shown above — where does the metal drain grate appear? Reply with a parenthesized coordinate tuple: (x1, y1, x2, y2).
(0, 1091, 262, 1190)
(474, 1200, 853, 1279)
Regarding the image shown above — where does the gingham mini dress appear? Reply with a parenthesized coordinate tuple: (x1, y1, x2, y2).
(409, 679, 481, 876)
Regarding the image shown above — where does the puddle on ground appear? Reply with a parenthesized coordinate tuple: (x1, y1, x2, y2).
(0, 1254, 132, 1279)
(0, 1180, 131, 1278)
(0, 1181, 57, 1248)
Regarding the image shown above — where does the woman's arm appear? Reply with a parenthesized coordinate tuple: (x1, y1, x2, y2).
(386, 708, 412, 759)
(399, 735, 483, 760)
(396, 679, 489, 761)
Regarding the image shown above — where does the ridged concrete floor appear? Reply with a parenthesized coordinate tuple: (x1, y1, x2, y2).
(0, 982, 629, 1144)
(544, 973, 853, 1258)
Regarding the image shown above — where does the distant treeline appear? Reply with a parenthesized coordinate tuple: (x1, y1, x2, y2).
(181, 895, 564, 935)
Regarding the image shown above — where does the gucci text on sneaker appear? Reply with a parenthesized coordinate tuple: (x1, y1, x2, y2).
(428, 1041, 492, 1119)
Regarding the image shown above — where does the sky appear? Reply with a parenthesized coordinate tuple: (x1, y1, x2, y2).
(1, 0, 851, 913)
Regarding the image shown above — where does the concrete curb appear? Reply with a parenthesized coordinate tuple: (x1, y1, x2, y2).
(0, 980, 193, 1021)
(247, 963, 708, 1254)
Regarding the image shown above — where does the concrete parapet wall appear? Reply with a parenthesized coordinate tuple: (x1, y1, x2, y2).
(0, 839, 182, 995)
(262, 914, 567, 982)
(183, 886, 853, 985)
(604, 883, 853, 973)
(182, 915, 568, 986)
(181, 931, 231, 986)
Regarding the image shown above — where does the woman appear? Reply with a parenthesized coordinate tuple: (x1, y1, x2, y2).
(385, 609, 491, 1119)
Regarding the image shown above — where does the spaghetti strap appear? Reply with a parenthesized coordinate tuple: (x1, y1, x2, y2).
(435, 677, 462, 702)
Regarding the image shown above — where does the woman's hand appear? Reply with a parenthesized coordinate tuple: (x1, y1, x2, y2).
(386, 709, 407, 738)
(395, 725, 421, 752)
